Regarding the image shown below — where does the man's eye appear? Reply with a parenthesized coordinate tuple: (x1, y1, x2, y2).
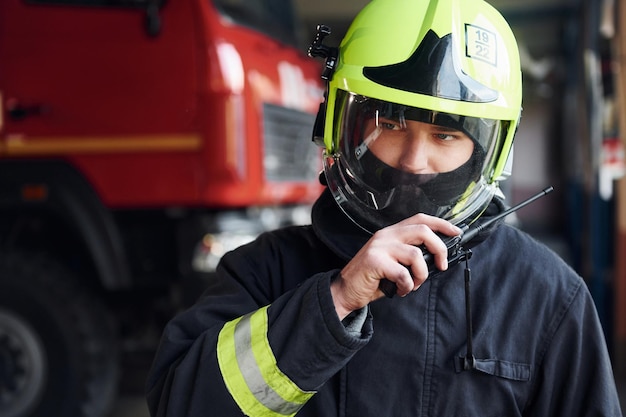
(381, 122, 400, 130)
(434, 133, 454, 140)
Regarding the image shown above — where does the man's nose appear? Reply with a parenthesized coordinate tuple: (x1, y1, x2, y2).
(398, 132, 432, 173)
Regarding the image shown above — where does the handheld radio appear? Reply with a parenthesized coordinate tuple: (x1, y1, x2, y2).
(379, 186, 554, 297)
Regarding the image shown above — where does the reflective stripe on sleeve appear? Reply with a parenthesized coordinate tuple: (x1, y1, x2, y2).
(217, 306, 316, 416)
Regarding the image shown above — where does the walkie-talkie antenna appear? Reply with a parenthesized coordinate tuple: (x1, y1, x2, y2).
(458, 186, 553, 246)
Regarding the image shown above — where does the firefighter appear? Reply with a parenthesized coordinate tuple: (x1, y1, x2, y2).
(146, 0, 623, 415)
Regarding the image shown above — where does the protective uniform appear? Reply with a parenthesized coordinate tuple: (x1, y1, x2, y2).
(146, 189, 622, 416)
(146, 0, 622, 415)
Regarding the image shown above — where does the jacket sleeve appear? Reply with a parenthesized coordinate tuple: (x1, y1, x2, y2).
(145, 230, 372, 417)
(523, 281, 622, 417)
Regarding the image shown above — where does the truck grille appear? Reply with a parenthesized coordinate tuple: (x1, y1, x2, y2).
(262, 103, 319, 182)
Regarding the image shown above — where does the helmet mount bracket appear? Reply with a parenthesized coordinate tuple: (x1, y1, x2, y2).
(308, 25, 338, 147)
(307, 24, 338, 81)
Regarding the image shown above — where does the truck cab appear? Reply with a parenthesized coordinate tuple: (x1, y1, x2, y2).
(0, 1, 323, 415)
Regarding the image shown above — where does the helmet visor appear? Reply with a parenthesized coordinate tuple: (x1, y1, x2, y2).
(324, 90, 506, 232)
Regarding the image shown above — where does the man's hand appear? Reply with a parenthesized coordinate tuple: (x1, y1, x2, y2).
(330, 213, 461, 320)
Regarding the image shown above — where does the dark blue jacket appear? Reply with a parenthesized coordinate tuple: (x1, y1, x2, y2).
(146, 190, 622, 416)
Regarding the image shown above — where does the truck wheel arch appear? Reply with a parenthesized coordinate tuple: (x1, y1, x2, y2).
(0, 159, 132, 290)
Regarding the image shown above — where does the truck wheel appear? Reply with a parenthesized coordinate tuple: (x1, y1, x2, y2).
(0, 252, 119, 417)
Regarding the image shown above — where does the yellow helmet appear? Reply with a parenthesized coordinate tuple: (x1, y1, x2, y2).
(312, 0, 522, 232)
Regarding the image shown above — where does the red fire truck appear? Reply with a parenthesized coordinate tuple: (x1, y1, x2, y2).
(0, 0, 323, 415)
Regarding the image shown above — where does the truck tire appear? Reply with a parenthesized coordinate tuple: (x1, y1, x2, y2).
(0, 252, 119, 417)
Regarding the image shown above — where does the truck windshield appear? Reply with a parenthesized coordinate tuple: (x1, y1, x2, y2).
(25, 0, 299, 46)
(213, 0, 298, 46)
(25, 0, 164, 6)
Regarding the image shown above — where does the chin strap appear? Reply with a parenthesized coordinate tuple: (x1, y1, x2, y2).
(462, 249, 476, 371)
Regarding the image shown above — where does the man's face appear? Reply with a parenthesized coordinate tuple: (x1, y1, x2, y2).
(363, 117, 474, 174)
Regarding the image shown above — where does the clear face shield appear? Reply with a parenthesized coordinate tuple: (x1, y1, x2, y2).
(323, 90, 507, 233)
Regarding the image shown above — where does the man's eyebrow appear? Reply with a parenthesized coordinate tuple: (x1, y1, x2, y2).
(378, 114, 401, 120)
(432, 125, 461, 132)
